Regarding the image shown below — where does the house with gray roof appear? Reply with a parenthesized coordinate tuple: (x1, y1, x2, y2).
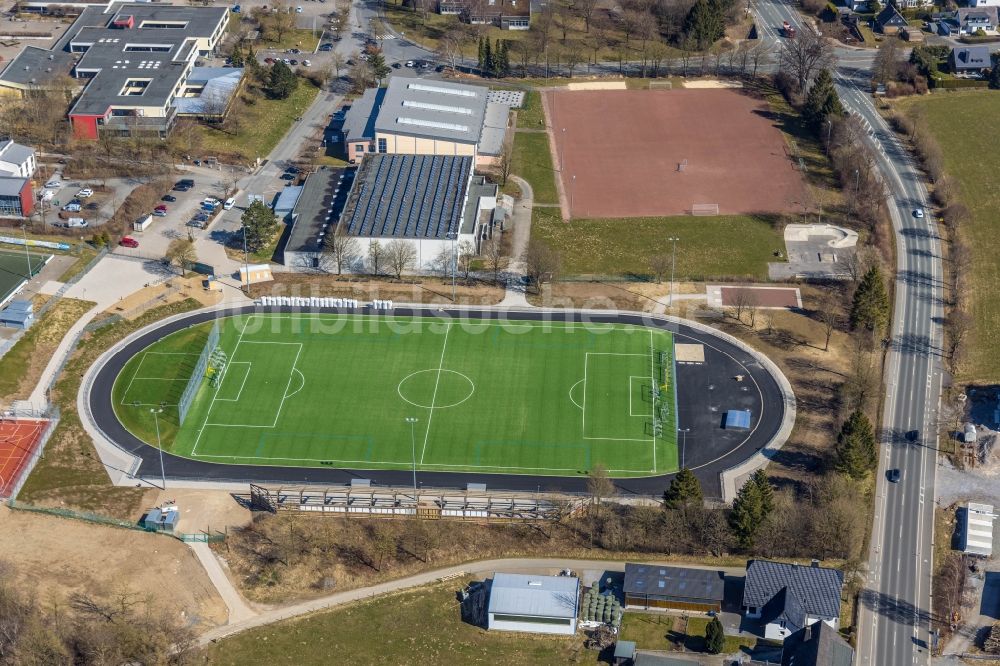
(487, 572, 579, 635)
(0, 1, 231, 139)
(742, 560, 844, 642)
(0, 140, 36, 180)
(780, 622, 854, 666)
(949, 46, 992, 75)
(957, 6, 998, 33)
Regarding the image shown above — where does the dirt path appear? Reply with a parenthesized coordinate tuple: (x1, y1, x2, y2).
(197, 557, 745, 646)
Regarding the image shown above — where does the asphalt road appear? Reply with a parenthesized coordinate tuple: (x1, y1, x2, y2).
(88, 306, 786, 498)
(750, 2, 942, 663)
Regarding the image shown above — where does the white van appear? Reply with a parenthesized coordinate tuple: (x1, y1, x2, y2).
(223, 197, 236, 210)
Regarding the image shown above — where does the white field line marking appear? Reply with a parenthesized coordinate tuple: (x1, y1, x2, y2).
(419, 323, 451, 465)
(628, 376, 652, 417)
(246, 313, 649, 333)
(285, 368, 306, 400)
(193, 315, 254, 456)
(582, 352, 589, 436)
(215, 362, 251, 402)
(121, 352, 149, 401)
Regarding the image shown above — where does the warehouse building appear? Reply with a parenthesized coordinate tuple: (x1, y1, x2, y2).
(623, 564, 726, 613)
(487, 573, 580, 635)
(961, 502, 995, 557)
(283, 156, 500, 272)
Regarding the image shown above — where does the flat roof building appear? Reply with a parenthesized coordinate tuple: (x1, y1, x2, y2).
(284, 156, 499, 273)
(962, 502, 995, 557)
(0, 1, 232, 139)
(623, 564, 726, 613)
(487, 572, 580, 635)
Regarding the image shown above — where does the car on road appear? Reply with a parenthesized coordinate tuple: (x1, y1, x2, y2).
(65, 217, 88, 228)
(161, 194, 176, 202)
(76, 187, 94, 198)
(119, 236, 139, 248)
(913, 208, 924, 218)
(391, 62, 401, 69)
(152, 209, 167, 217)
(62, 203, 81, 212)
(405, 60, 414, 67)
(295, 5, 302, 11)
(888, 468, 902, 483)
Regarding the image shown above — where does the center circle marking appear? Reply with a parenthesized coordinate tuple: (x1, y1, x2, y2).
(397, 369, 476, 409)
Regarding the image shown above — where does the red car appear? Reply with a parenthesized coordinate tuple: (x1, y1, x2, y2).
(264, 57, 275, 64)
(155, 204, 167, 212)
(119, 236, 139, 248)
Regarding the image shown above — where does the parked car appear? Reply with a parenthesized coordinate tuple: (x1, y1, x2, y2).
(405, 60, 414, 67)
(186, 219, 205, 229)
(193, 212, 209, 222)
(44, 174, 62, 188)
(119, 236, 139, 248)
(62, 203, 81, 212)
(152, 209, 167, 217)
(161, 194, 176, 202)
(302, 59, 311, 67)
(290, 59, 298, 65)
(223, 197, 236, 210)
(65, 217, 88, 228)
(319, 43, 334, 51)
(76, 188, 94, 198)
(391, 62, 401, 69)
(913, 208, 924, 218)
(282, 58, 291, 64)
(295, 5, 303, 11)
(281, 172, 296, 181)
(155, 204, 167, 212)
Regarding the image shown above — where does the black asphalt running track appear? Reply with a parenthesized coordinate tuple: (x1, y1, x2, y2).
(88, 306, 787, 498)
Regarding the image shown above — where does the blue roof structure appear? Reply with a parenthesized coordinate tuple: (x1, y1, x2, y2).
(274, 185, 302, 216)
(725, 409, 752, 429)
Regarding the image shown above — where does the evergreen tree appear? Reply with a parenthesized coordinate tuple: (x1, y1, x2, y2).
(836, 409, 878, 479)
(803, 69, 843, 130)
(369, 52, 391, 83)
(850, 265, 890, 334)
(664, 468, 703, 511)
(500, 40, 510, 77)
(729, 470, 773, 551)
(705, 616, 725, 654)
(240, 200, 278, 253)
(230, 43, 245, 68)
(267, 60, 298, 100)
(684, 0, 725, 50)
(478, 36, 486, 71)
(483, 39, 493, 77)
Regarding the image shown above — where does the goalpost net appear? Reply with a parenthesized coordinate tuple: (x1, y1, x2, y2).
(691, 203, 720, 216)
(177, 319, 221, 425)
(649, 80, 673, 89)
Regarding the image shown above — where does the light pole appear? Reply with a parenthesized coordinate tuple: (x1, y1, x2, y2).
(559, 127, 566, 173)
(150, 407, 165, 490)
(405, 417, 418, 493)
(20, 223, 32, 280)
(241, 219, 250, 294)
(569, 174, 576, 216)
(826, 119, 832, 148)
(854, 168, 860, 201)
(667, 237, 679, 308)
(678, 427, 690, 469)
(446, 230, 457, 302)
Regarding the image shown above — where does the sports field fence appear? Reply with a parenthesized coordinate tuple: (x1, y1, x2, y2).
(177, 319, 220, 425)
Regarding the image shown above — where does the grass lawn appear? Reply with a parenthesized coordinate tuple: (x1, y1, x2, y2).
(382, 5, 458, 51)
(200, 578, 599, 665)
(900, 92, 1000, 381)
(509, 131, 558, 205)
(516, 90, 546, 129)
(196, 81, 320, 163)
(258, 28, 320, 53)
(112, 313, 677, 477)
(685, 617, 757, 653)
(55, 245, 98, 283)
(620, 613, 685, 650)
(0, 249, 49, 304)
(532, 209, 784, 280)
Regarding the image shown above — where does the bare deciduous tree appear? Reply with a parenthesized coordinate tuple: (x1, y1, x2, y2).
(482, 234, 508, 285)
(384, 239, 417, 279)
(779, 29, 835, 92)
(521, 238, 560, 293)
(367, 239, 385, 276)
(649, 254, 671, 283)
(324, 223, 360, 275)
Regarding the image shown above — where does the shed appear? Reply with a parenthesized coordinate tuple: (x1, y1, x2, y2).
(487, 572, 580, 635)
(0, 299, 33, 329)
(614, 640, 637, 665)
(142, 506, 179, 532)
(239, 263, 273, 285)
(623, 563, 725, 612)
(962, 502, 995, 557)
(725, 409, 752, 429)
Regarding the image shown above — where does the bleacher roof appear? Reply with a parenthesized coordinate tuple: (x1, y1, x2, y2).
(339, 154, 473, 240)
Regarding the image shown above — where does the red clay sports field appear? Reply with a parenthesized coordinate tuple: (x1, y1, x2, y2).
(0, 419, 49, 498)
(545, 88, 807, 219)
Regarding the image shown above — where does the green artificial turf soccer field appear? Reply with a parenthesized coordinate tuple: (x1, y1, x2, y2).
(0, 249, 50, 304)
(112, 314, 678, 477)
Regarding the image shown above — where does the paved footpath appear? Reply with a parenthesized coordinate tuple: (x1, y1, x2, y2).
(196, 556, 745, 645)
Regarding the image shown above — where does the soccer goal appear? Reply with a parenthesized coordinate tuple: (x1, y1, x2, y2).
(691, 203, 720, 216)
(649, 80, 673, 89)
(177, 320, 220, 425)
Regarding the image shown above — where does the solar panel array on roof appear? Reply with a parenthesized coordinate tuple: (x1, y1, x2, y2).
(342, 154, 472, 240)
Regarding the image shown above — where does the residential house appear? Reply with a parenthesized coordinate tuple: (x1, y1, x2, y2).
(841, 0, 869, 12)
(780, 622, 854, 666)
(949, 45, 992, 74)
(968, 0, 1000, 8)
(742, 560, 844, 642)
(875, 5, 909, 33)
(957, 6, 998, 32)
(439, 0, 531, 30)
